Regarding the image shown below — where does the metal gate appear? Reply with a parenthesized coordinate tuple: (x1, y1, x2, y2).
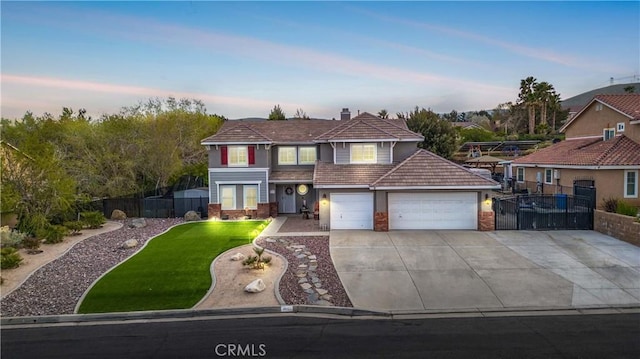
(574, 179, 596, 209)
(494, 194, 594, 230)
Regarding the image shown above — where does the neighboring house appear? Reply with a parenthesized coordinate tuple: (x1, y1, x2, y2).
(511, 94, 640, 208)
(452, 122, 486, 131)
(201, 110, 499, 231)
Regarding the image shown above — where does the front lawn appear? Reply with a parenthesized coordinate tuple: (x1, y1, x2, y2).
(77, 220, 267, 313)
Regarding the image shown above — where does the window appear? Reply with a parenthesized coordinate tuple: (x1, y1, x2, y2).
(617, 123, 625, 132)
(298, 147, 317, 165)
(595, 103, 603, 111)
(243, 185, 258, 209)
(603, 128, 615, 141)
(278, 147, 297, 165)
(516, 167, 525, 183)
(228, 146, 248, 167)
(350, 143, 377, 163)
(624, 170, 638, 198)
(545, 168, 553, 184)
(220, 185, 236, 210)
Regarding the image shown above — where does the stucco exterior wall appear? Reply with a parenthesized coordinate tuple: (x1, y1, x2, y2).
(564, 102, 640, 142)
(513, 167, 639, 208)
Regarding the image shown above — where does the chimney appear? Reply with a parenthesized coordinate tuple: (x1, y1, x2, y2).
(340, 108, 351, 121)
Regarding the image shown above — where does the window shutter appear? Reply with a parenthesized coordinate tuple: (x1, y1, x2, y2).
(221, 146, 228, 165)
(248, 146, 255, 165)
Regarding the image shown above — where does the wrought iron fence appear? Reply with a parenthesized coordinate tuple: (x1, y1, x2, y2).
(494, 194, 593, 230)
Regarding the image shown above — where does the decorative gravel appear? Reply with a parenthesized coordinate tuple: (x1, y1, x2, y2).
(0, 218, 184, 317)
(256, 236, 353, 308)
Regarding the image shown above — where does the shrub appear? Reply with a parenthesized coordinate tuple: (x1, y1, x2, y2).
(22, 236, 41, 250)
(0, 226, 27, 248)
(602, 198, 618, 213)
(242, 246, 272, 270)
(616, 200, 639, 217)
(81, 211, 106, 229)
(63, 221, 84, 235)
(17, 213, 49, 237)
(1, 247, 23, 269)
(41, 225, 68, 244)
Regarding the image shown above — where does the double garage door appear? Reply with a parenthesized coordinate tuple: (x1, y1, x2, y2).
(330, 192, 478, 230)
(388, 192, 477, 230)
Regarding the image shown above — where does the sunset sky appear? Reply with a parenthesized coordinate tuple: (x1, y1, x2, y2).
(2, 1, 638, 120)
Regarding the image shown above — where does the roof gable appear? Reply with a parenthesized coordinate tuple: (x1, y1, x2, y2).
(370, 149, 499, 188)
(559, 94, 640, 133)
(315, 112, 423, 142)
(202, 119, 341, 144)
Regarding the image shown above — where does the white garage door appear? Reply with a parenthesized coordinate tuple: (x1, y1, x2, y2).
(330, 193, 373, 230)
(388, 192, 477, 230)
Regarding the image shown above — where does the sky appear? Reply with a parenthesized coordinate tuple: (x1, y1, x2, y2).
(1, 1, 639, 120)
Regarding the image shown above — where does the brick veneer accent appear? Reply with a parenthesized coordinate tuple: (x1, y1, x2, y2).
(478, 211, 495, 231)
(374, 212, 389, 232)
(269, 202, 278, 217)
(208, 203, 221, 219)
(257, 203, 270, 218)
(594, 210, 640, 246)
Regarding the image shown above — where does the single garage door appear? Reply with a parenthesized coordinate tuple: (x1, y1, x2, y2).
(388, 192, 477, 230)
(330, 193, 373, 230)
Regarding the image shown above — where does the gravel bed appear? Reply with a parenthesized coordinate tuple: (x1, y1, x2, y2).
(1, 218, 184, 317)
(256, 236, 352, 308)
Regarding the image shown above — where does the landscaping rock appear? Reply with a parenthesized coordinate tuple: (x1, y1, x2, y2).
(111, 209, 127, 220)
(122, 239, 138, 249)
(129, 218, 147, 228)
(244, 279, 266, 293)
(230, 253, 246, 261)
(184, 211, 201, 222)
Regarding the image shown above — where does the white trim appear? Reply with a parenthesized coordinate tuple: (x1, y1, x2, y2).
(624, 170, 638, 198)
(516, 167, 525, 183)
(209, 167, 269, 172)
(371, 185, 500, 190)
(513, 164, 640, 170)
(544, 168, 553, 185)
(201, 141, 271, 146)
(390, 141, 396, 164)
(315, 138, 419, 143)
(603, 128, 615, 141)
(215, 181, 262, 185)
(313, 185, 370, 189)
(617, 122, 626, 132)
(631, 120, 640, 125)
(564, 135, 603, 140)
(243, 185, 259, 210)
(350, 143, 377, 164)
(219, 185, 236, 210)
(227, 145, 248, 167)
(298, 146, 317, 165)
(278, 146, 297, 165)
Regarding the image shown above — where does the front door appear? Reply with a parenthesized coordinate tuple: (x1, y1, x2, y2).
(278, 185, 296, 213)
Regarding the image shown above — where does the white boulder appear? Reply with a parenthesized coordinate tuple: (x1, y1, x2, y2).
(244, 279, 266, 293)
(123, 239, 139, 249)
(230, 252, 246, 261)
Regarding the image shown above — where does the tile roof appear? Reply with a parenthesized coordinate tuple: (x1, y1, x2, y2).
(511, 135, 640, 166)
(314, 112, 423, 142)
(313, 161, 396, 187)
(371, 149, 499, 188)
(270, 170, 314, 183)
(202, 119, 341, 144)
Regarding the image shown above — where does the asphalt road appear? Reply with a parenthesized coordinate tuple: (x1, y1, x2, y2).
(2, 313, 639, 358)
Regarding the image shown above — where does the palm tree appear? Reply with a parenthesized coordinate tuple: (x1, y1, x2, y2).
(377, 109, 389, 119)
(534, 81, 555, 129)
(518, 77, 537, 134)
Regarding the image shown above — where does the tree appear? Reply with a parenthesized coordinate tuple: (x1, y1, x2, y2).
(293, 108, 309, 119)
(268, 105, 286, 121)
(405, 107, 457, 159)
(377, 109, 389, 119)
(534, 81, 555, 128)
(624, 85, 635, 93)
(518, 76, 538, 135)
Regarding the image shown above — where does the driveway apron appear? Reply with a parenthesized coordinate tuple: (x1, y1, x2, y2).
(330, 230, 640, 312)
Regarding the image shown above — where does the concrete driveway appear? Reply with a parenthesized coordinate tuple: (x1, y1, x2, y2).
(329, 230, 640, 312)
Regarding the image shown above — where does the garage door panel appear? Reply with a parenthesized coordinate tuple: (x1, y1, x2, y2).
(330, 193, 373, 230)
(389, 193, 477, 230)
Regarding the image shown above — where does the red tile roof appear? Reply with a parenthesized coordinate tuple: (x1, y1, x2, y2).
(512, 135, 640, 166)
(371, 149, 499, 188)
(560, 94, 640, 133)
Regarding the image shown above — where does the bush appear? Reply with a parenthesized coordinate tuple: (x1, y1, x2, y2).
(22, 236, 41, 250)
(0, 226, 27, 248)
(81, 211, 106, 229)
(63, 221, 84, 235)
(602, 198, 618, 213)
(17, 213, 49, 237)
(616, 200, 639, 217)
(1, 247, 23, 269)
(41, 225, 68, 244)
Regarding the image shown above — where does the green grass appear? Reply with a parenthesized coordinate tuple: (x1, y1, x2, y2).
(77, 220, 267, 313)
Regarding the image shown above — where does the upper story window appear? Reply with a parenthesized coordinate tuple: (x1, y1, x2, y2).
(278, 147, 297, 165)
(624, 170, 638, 198)
(298, 147, 317, 165)
(229, 146, 248, 167)
(516, 167, 525, 183)
(603, 128, 615, 141)
(350, 143, 377, 164)
(595, 103, 603, 111)
(617, 123, 625, 132)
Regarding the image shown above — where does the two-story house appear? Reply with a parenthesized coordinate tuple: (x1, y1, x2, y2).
(511, 94, 640, 208)
(201, 111, 499, 231)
